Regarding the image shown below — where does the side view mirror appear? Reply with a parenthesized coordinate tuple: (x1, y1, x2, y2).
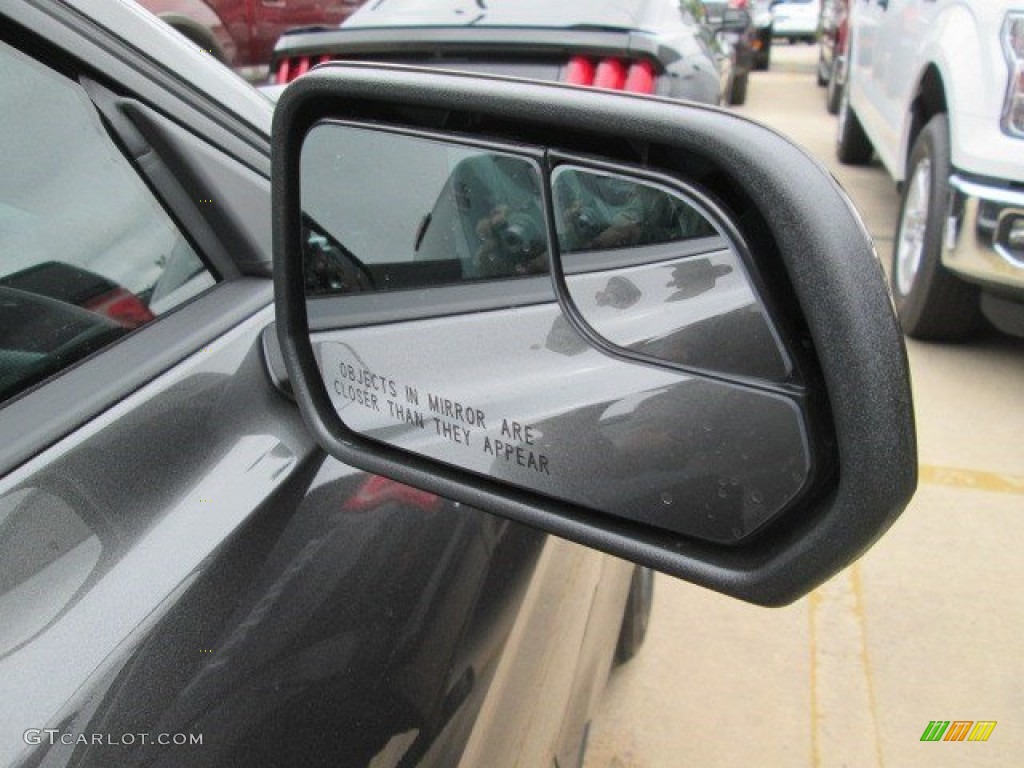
(272, 63, 916, 606)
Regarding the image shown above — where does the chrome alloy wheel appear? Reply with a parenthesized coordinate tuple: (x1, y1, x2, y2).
(896, 157, 932, 296)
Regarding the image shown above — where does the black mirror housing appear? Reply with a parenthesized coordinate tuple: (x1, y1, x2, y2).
(272, 63, 916, 606)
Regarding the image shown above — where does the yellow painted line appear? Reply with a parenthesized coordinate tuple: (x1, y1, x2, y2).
(808, 589, 822, 768)
(850, 564, 885, 768)
(919, 465, 1024, 495)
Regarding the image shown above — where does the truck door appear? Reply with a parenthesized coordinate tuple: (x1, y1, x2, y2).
(875, 0, 931, 164)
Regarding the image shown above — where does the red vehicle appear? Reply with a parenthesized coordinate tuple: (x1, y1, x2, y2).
(137, 0, 364, 77)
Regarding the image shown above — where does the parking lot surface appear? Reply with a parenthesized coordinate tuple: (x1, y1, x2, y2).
(583, 43, 1024, 768)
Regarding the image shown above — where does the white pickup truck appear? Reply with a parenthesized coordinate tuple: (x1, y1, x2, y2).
(836, 0, 1024, 339)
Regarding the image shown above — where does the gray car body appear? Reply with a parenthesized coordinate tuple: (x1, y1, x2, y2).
(0, 1, 639, 765)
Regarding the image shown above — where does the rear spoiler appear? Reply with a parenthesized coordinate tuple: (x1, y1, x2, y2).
(271, 26, 681, 68)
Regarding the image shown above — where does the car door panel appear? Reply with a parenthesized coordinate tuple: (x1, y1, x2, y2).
(456, 539, 629, 768)
(69, 464, 547, 768)
(1, 8, 622, 765)
(1, 306, 310, 762)
(552, 553, 635, 768)
(2, 300, 610, 767)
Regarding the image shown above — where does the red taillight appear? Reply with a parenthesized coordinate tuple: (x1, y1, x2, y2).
(82, 288, 155, 329)
(564, 56, 656, 94)
(275, 58, 290, 85)
(728, 0, 749, 8)
(623, 59, 656, 94)
(275, 55, 336, 84)
(565, 55, 596, 86)
(593, 58, 627, 90)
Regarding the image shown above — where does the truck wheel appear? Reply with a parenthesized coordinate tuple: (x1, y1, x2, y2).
(729, 71, 749, 106)
(614, 566, 654, 664)
(836, 78, 872, 164)
(825, 62, 842, 115)
(891, 114, 981, 340)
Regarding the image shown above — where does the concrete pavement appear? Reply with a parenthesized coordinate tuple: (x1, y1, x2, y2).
(583, 43, 1024, 768)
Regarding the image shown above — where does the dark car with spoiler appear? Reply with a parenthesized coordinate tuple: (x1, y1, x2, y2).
(270, 0, 752, 106)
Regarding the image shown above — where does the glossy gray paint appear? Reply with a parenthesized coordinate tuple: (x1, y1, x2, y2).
(2, 1, 634, 765)
(1, 307, 307, 762)
(313, 301, 811, 543)
(1, 295, 612, 768)
(566, 251, 791, 381)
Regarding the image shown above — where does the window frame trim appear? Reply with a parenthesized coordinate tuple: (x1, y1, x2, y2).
(0, 278, 275, 479)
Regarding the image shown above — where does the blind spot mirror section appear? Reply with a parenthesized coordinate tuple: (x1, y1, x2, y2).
(552, 165, 793, 383)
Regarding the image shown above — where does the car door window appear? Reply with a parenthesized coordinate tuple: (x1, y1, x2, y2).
(0, 41, 215, 404)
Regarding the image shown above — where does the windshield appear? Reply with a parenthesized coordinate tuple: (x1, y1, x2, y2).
(345, 0, 664, 31)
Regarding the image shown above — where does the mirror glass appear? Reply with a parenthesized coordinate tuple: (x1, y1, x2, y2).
(552, 167, 791, 382)
(301, 124, 813, 544)
(301, 124, 547, 295)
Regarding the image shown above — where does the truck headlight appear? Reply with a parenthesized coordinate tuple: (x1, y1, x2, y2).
(1003, 13, 1024, 137)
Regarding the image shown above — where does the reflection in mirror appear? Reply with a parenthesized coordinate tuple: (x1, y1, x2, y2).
(552, 166, 792, 382)
(554, 166, 715, 252)
(301, 123, 547, 295)
(0, 487, 101, 655)
(300, 130, 813, 544)
(315, 313, 810, 544)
